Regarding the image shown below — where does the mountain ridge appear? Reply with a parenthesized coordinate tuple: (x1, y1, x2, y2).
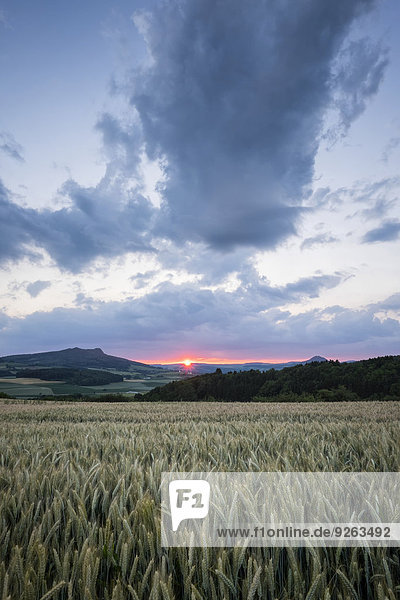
(0, 347, 160, 372)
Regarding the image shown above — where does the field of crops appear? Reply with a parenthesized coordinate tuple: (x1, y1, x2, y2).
(0, 372, 180, 398)
(0, 400, 399, 599)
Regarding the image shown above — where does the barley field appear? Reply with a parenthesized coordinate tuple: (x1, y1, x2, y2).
(0, 400, 399, 599)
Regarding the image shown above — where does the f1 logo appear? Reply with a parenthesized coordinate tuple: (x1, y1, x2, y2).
(169, 480, 210, 531)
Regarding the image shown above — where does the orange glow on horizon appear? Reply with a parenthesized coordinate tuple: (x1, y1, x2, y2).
(134, 355, 335, 365)
(123, 352, 384, 365)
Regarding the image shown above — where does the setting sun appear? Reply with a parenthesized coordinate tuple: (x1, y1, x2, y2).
(182, 359, 192, 367)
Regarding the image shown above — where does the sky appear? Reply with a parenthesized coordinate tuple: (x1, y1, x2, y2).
(0, 0, 400, 364)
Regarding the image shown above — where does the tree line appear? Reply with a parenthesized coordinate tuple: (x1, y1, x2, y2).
(141, 355, 400, 402)
(16, 367, 123, 386)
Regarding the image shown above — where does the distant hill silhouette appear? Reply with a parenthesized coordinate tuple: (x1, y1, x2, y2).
(156, 355, 328, 374)
(305, 355, 327, 363)
(144, 355, 400, 402)
(0, 347, 162, 374)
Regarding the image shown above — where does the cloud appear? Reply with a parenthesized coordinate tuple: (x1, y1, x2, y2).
(0, 282, 398, 360)
(0, 180, 43, 263)
(233, 266, 344, 307)
(0, 177, 155, 272)
(0, 0, 388, 272)
(314, 178, 400, 220)
(359, 197, 398, 220)
(38, 180, 155, 271)
(327, 37, 388, 143)
(283, 274, 343, 299)
(362, 220, 400, 243)
(381, 136, 400, 163)
(26, 280, 51, 298)
(155, 240, 254, 286)
(74, 292, 96, 308)
(0, 131, 24, 162)
(95, 112, 143, 178)
(301, 234, 338, 250)
(129, 270, 159, 289)
(369, 293, 400, 312)
(352, 178, 400, 219)
(132, 0, 384, 251)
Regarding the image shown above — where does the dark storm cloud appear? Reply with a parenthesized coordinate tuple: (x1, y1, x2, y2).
(0, 180, 42, 263)
(132, 0, 383, 250)
(362, 220, 400, 243)
(26, 280, 51, 298)
(0, 177, 155, 272)
(0, 0, 388, 271)
(38, 180, 155, 271)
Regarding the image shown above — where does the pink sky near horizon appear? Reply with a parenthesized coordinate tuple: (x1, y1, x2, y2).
(126, 352, 380, 365)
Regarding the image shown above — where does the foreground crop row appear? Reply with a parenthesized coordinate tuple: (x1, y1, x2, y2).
(0, 401, 399, 599)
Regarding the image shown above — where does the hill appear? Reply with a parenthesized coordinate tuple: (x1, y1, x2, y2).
(143, 355, 400, 402)
(0, 347, 163, 375)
